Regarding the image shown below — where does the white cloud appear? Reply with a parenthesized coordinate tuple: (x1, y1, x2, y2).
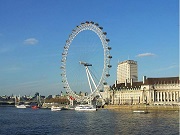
(24, 38, 38, 45)
(136, 53, 156, 57)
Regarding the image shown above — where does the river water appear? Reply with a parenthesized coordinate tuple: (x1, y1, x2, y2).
(0, 107, 179, 135)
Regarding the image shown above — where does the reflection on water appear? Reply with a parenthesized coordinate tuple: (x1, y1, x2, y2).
(109, 110, 179, 135)
(0, 107, 179, 135)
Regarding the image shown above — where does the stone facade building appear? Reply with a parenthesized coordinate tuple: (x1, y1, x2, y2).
(117, 60, 138, 84)
(101, 76, 180, 106)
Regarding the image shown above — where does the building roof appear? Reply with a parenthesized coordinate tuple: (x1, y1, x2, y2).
(118, 60, 137, 65)
(112, 77, 179, 89)
(112, 82, 143, 89)
(144, 77, 179, 85)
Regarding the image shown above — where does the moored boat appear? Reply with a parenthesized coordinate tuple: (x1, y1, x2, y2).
(15, 104, 26, 109)
(25, 104, 31, 108)
(133, 110, 148, 113)
(15, 95, 26, 108)
(51, 106, 61, 111)
(62, 105, 75, 110)
(31, 105, 39, 109)
(75, 105, 97, 111)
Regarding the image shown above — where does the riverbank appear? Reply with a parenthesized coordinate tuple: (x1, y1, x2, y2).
(104, 105, 180, 112)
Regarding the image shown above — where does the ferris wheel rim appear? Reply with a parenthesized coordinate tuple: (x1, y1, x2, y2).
(61, 21, 112, 102)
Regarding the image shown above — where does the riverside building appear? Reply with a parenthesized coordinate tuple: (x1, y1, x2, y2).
(117, 60, 138, 84)
(102, 76, 180, 106)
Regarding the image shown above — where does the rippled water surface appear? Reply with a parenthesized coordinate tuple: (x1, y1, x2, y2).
(0, 107, 179, 135)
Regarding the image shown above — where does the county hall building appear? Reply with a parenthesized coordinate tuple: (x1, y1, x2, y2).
(101, 60, 180, 106)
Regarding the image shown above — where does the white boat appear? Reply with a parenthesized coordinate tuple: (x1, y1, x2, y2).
(75, 105, 97, 111)
(15, 95, 26, 109)
(15, 104, 26, 109)
(133, 110, 148, 113)
(51, 106, 61, 111)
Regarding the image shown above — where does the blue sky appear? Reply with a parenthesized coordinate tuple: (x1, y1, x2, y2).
(0, 0, 179, 96)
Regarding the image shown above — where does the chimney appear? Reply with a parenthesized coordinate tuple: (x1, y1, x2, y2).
(143, 76, 146, 84)
(125, 79, 127, 86)
(131, 78, 133, 86)
(115, 80, 117, 87)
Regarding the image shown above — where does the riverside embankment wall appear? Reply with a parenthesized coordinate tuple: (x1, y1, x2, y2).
(104, 105, 180, 112)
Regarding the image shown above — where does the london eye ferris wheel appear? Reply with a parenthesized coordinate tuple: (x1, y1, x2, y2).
(61, 21, 112, 103)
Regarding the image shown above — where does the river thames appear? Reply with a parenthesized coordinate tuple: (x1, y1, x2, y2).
(0, 107, 179, 135)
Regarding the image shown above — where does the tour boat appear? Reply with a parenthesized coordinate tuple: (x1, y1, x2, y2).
(75, 105, 97, 111)
(15, 104, 26, 109)
(51, 106, 61, 111)
(62, 105, 75, 110)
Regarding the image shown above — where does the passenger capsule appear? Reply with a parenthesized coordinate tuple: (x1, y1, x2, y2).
(106, 39, 110, 42)
(99, 27, 103, 30)
(106, 74, 110, 77)
(62, 52, 67, 55)
(90, 21, 94, 24)
(108, 56, 112, 59)
(103, 82, 107, 85)
(95, 23, 99, 26)
(108, 47, 112, 50)
(85, 21, 89, 23)
(108, 65, 112, 68)
(103, 32, 107, 35)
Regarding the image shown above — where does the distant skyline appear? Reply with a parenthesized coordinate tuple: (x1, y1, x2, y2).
(0, 0, 179, 96)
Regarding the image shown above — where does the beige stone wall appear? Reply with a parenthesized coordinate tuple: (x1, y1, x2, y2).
(103, 84, 180, 106)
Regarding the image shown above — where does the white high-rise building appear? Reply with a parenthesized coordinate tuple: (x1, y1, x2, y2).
(117, 60, 138, 83)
